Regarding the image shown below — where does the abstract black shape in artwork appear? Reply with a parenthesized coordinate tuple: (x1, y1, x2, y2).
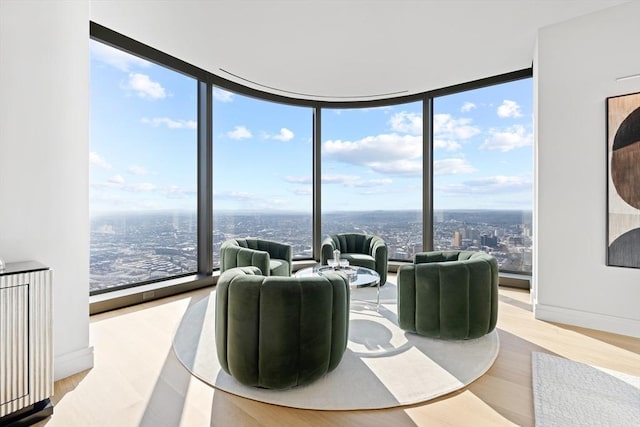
(608, 227, 640, 268)
(611, 106, 640, 209)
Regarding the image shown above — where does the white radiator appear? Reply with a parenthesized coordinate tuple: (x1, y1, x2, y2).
(0, 268, 53, 418)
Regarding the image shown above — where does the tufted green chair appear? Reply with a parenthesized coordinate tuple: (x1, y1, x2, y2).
(397, 250, 498, 340)
(220, 238, 292, 277)
(215, 266, 350, 389)
(320, 233, 388, 286)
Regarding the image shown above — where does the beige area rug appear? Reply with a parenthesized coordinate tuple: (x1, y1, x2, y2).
(532, 352, 640, 427)
(173, 283, 499, 410)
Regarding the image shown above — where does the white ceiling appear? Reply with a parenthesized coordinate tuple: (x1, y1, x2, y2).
(91, 0, 629, 102)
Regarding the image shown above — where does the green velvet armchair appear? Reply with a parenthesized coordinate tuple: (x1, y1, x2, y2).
(320, 233, 388, 286)
(220, 238, 292, 277)
(397, 250, 498, 340)
(215, 266, 350, 389)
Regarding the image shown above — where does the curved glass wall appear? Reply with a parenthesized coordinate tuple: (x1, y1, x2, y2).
(433, 78, 533, 273)
(89, 25, 533, 297)
(212, 90, 313, 267)
(321, 102, 423, 260)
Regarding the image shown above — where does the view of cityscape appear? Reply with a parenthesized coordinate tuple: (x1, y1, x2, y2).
(90, 209, 532, 292)
(89, 40, 533, 294)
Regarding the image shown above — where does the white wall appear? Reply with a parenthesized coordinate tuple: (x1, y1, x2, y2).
(535, 1, 640, 337)
(0, 0, 93, 379)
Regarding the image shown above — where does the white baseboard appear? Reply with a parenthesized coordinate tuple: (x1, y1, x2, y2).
(534, 303, 640, 339)
(54, 346, 95, 381)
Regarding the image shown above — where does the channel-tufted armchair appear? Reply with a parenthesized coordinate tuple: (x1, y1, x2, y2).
(215, 266, 350, 389)
(320, 233, 388, 286)
(397, 250, 498, 340)
(220, 238, 292, 277)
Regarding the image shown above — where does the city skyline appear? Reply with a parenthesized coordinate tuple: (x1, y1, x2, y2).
(90, 208, 532, 292)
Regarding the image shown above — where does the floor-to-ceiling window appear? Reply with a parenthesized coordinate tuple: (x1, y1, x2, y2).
(432, 78, 533, 273)
(321, 102, 423, 261)
(89, 24, 533, 300)
(212, 90, 313, 267)
(89, 39, 198, 293)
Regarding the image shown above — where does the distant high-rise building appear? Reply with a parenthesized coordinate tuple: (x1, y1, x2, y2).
(509, 236, 524, 246)
(453, 231, 462, 247)
(481, 234, 498, 248)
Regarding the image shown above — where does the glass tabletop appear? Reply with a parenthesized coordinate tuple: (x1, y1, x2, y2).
(295, 265, 380, 288)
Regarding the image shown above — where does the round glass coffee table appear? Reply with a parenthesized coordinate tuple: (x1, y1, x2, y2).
(295, 265, 380, 309)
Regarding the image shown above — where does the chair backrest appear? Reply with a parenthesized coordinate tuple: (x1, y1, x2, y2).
(330, 233, 376, 254)
(215, 267, 350, 389)
(220, 239, 270, 275)
(220, 238, 292, 275)
(398, 251, 498, 339)
(414, 250, 482, 264)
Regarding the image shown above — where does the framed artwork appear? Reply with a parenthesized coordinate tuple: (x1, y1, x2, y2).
(606, 91, 640, 268)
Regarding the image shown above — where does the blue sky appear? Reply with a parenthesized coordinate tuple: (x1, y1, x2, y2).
(90, 40, 532, 214)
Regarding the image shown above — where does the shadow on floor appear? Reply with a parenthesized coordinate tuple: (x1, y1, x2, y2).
(465, 328, 561, 427)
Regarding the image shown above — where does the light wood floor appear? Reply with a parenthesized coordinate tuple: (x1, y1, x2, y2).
(37, 274, 640, 427)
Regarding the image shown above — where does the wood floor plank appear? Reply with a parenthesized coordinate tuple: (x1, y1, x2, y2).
(33, 276, 640, 427)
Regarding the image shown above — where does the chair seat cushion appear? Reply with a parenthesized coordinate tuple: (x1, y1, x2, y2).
(341, 253, 376, 270)
(269, 259, 290, 277)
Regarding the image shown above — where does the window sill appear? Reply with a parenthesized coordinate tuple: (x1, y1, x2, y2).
(90, 260, 530, 315)
(89, 273, 217, 315)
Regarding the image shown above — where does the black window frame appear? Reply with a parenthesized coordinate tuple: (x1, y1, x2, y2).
(89, 21, 532, 297)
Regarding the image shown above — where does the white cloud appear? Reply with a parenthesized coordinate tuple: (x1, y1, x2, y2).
(292, 187, 312, 195)
(212, 88, 234, 103)
(285, 176, 312, 184)
(165, 186, 196, 199)
(214, 191, 258, 201)
(321, 174, 394, 187)
(272, 128, 294, 141)
(321, 174, 360, 185)
(125, 73, 166, 99)
(324, 135, 417, 162)
(433, 114, 480, 140)
(267, 198, 288, 207)
(323, 133, 421, 176)
(497, 100, 522, 118)
(354, 178, 393, 187)
(434, 158, 477, 175)
(141, 117, 197, 129)
(129, 182, 157, 192)
(90, 152, 112, 170)
(127, 165, 148, 176)
(108, 174, 125, 185)
(481, 125, 532, 152)
(389, 111, 422, 135)
(461, 102, 476, 112)
(213, 191, 292, 210)
(227, 126, 252, 140)
(366, 159, 422, 175)
(434, 139, 462, 151)
(95, 180, 157, 193)
(91, 41, 150, 72)
(92, 178, 197, 201)
(438, 175, 532, 195)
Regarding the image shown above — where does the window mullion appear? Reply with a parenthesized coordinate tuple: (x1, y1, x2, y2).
(424, 96, 434, 252)
(197, 80, 213, 275)
(313, 106, 322, 261)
